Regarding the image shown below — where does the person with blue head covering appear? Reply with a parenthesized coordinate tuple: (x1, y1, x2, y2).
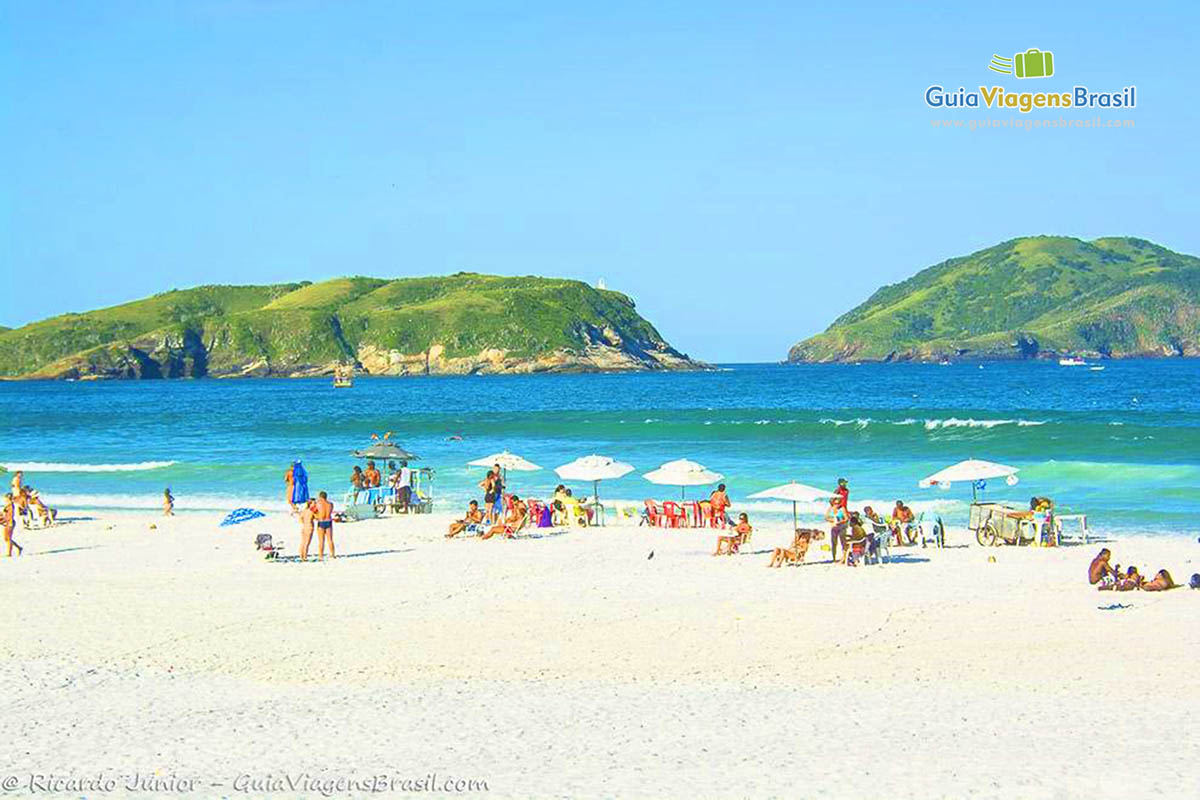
(290, 460, 310, 507)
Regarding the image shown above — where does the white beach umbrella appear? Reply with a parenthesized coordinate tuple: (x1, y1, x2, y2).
(643, 459, 724, 499)
(748, 480, 831, 529)
(469, 450, 542, 482)
(555, 455, 634, 505)
(919, 458, 1019, 499)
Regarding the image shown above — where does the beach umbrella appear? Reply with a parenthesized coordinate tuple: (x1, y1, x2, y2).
(352, 441, 420, 463)
(748, 480, 831, 530)
(643, 459, 723, 499)
(220, 508, 266, 527)
(469, 450, 542, 482)
(555, 454, 635, 505)
(919, 458, 1019, 500)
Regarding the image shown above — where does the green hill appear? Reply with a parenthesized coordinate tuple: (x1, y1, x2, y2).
(0, 274, 703, 379)
(788, 236, 1200, 362)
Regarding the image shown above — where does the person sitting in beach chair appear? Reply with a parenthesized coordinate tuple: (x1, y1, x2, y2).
(889, 501, 916, 545)
(844, 512, 871, 566)
(713, 512, 752, 555)
(767, 528, 824, 567)
(1089, 549, 1117, 589)
(446, 500, 485, 538)
(27, 489, 57, 527)
(1141, 569, 1177, 592)
(481, 495, 527, 540)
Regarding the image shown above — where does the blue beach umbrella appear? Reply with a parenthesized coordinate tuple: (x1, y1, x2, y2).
(220, 508, 266, 527)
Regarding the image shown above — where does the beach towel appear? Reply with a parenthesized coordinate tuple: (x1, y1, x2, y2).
(291, 461, 310, 504)
(220, 508, 266, 527)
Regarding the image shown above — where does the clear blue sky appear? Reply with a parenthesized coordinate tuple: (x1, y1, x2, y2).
(3, 1, 1197, 362)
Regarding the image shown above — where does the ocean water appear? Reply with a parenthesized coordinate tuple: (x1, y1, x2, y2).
(1, 361, 1197, 535)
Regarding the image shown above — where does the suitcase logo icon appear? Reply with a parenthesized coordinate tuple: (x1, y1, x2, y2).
(988, 48, 1055, 79)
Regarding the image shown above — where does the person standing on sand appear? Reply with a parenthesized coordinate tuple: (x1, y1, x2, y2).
(299, 498, 317, 561)
(825, 494, 849, 564)
(2, 494, 21, 557)
(314, 491, 335, 560)
(285, 464, 296, 514)
(163, 488, 174, 516)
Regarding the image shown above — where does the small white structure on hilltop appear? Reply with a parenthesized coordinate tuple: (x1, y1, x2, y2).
(596, 278, 607, 290)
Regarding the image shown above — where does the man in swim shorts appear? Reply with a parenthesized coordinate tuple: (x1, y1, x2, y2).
(314, 491, 335, 560)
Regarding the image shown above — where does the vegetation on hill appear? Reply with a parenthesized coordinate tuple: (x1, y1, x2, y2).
(788, 236, 1200, 362)
(0, 274, 701, 379)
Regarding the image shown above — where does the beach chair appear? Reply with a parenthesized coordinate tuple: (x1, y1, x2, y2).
(865, 523, 891, 564)
(661, 501, 688, 528)
(905, 512, 925, 545)
(254, 533, 283, 560)
(922, 516, 945, 548)
(642, 500, 673, 527)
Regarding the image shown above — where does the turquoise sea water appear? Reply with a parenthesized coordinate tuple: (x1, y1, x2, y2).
(1, 361, 1197, 535)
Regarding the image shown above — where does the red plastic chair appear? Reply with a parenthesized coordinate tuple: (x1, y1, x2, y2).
(644, 500, 664, 527)
(682, 501, 702, 527)
(662, 501, 688, 528)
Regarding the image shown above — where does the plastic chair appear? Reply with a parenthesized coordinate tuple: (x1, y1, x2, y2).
(661, 501, 687, 528)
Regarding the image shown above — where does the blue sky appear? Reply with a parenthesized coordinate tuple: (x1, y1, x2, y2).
(2, 0, 1197, 362)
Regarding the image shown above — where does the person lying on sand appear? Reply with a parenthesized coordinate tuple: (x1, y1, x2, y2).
(447, 500, 484, 538)
(314, 491, 335, 560)
(481, 495, 526, 540)
(1089, 549, 1116, 588)
(713, 512, 752, 555)
(2, 494, 21, 557)
(768, 528, 824, 567)
(1141, 569, 1177, 592)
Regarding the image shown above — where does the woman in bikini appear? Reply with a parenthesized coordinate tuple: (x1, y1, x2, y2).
(2, 494, 21, 557)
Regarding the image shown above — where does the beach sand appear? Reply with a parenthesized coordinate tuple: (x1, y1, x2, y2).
(1, 511, 1197, 798)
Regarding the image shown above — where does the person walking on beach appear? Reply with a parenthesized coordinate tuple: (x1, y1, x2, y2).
(393, 461, 413, 512)
(480, 468, 503, 524)
(2, 494, 21, 557)
(709, 483, 732, 527)
(162, 488, 175, 516)
(314, 491, 335, 560)
(299, 498, 316, 561)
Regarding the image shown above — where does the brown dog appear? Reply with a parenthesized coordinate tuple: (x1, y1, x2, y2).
(768, 528, 825, 567)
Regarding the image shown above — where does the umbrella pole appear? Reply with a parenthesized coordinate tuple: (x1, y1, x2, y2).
(793, 501, 798, 531)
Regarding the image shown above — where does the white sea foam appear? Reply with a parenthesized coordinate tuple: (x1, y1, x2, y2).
(47, 492, 287, 512)
(923, 418, 1045, 430)
(1, 460, 178, 473)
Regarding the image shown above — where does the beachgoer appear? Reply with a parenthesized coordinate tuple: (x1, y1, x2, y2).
(482, 494, 526, 540)
(284, 464, 297, 514)
(863, 505, 884, 524)
(825, 495, 849, 563)
(1115, 566, 1143, 591)
(299, 498, 316, 561)
(350, 466, 364, 489)
(891, 500, 915, 545)
(709, 484, 731, 527)
(480, 469, 499, 524)
(394, 462, 412, 512)
(846, 511, 872, 565)
(713, 512, 752, 555)
(162, 488, 174, 517)
(29, 490, 57, 527)
(1088, 549, 1116, 588)
(490, 465, 505, 520)
(447, 500, 483, 538)
(363, 461, 381, 488)
(1141, 569, 1177, 592)
(2, 494, 21, 557)
(314, 491, 335, 560)
(835, 477, 849, 509)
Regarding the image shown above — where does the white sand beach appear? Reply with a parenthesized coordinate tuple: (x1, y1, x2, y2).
(1, 511, 1197, 799)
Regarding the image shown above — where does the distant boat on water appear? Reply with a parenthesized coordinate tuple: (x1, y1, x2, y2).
(333, 365, 354, 388)
(1059, 357, 1087, 366)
